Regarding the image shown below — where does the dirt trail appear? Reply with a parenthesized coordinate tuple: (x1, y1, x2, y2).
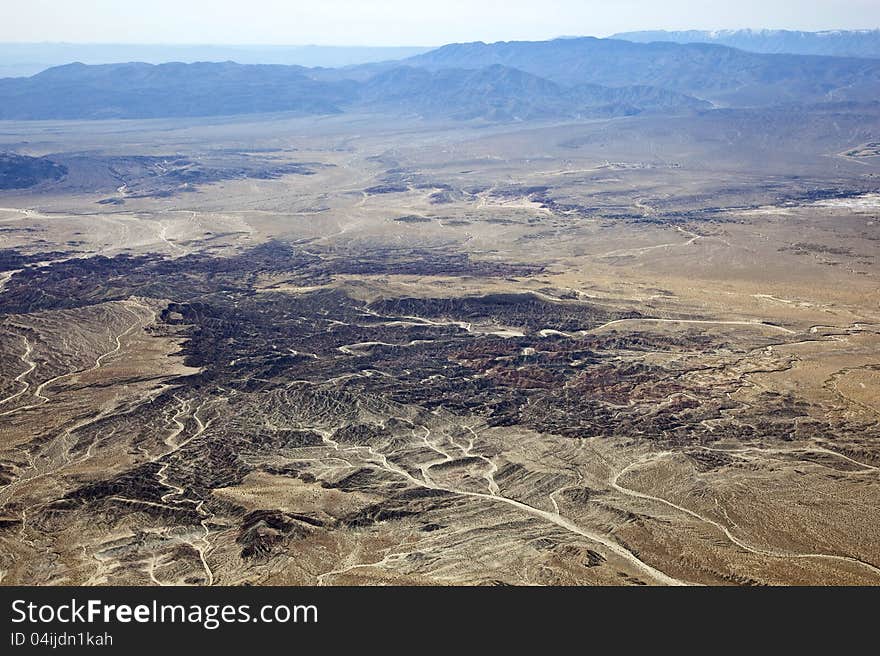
(0, 300, 153, 505)
(0, 269, 21, 295)
(151, 398, 217, 586)
(610, 452, 880, 580)
(0, 300, 147, 418)
(586, 317, 796, 335)
(698, 444, 878, 473)
(156, 221, 191, 256)
(316, 429, 687, 586)
(0, 336, 36, 407)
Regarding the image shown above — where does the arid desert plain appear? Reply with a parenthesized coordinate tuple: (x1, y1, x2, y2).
(1, 105, 879, 585)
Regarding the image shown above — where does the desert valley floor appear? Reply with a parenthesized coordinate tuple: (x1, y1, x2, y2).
(0, 108, 878, 585)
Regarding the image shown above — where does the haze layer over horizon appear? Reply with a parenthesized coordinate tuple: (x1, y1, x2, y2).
(4, 1, 880, 47)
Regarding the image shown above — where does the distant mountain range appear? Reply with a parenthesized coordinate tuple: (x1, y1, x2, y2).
(405, 37, 880, 106)
(0, 62, 354, 119)
(358, 65, 709, 120)
(611, 29, 880, 59)
(0, 43, 431, 78)
(1, 36, 879, 122)
(0, 57, 711, 122)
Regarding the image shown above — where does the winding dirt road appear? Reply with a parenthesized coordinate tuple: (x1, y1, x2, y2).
(0, 336, 36, 407)
(610, 451, 880, 580)
(316, 425, 688, 586)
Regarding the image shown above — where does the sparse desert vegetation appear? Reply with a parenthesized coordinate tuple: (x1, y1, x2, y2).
(1, 38, 879, 586)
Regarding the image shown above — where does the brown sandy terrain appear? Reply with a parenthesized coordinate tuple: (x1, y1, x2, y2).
(0, 108, 878, 585)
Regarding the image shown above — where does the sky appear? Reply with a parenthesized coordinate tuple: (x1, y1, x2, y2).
(3, 0, 880, 46)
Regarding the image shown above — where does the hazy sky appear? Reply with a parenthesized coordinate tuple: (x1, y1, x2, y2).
(4, 0, 880, 46)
